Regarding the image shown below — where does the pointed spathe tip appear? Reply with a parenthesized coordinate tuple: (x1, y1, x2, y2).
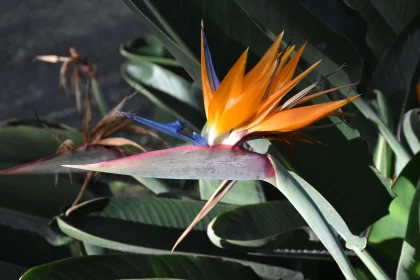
(62, 164, 85, 169)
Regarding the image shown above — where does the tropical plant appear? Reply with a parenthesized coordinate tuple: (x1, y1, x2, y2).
(1, 1, 420, 280)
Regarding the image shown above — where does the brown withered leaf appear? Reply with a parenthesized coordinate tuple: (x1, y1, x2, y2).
(91, 137, 147, 153)
(35, 48, 97, 112)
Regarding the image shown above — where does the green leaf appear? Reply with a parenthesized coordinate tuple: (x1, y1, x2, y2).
(373, 90, 394, 178)
(0, 165, 93, 245)
(0, 123, 97, 245)
(369, 151, 420, 259)
(0, 124, 82, 163)
(123, 0, 201, 84)
(199, 179, 265, 205)
(369, 0, 420, 34)
(343, 0, 397, 59)
(132, 176, 172, 194)
(238, 0, 410, 169)
(57, 197, 231, 253)
(124, 58, 203, 112)
(237, 0, 362, 84)
(20, 254, 261, 280)
(251, 121, 392, 235)
(208, 200, 314, 252)
(299, 0, 374, 65)
(124, 0, 272, 82)
(370, 17, 420, 129)
(396, 180, 420, 279)
(120, 36, 181, 66)
(56, 197, 301, 279)
(121, 61, 205, 131)
(266, 156, 358, 280)
(402, 108, 420, 154)
(91, 78, 109, 117)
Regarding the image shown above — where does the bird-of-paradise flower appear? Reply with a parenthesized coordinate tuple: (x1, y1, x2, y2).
(62, 26, 360, 279)
(117, 27, 357, 148)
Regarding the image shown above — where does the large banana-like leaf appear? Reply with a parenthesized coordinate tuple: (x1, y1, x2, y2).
(207, 200, 317, 252)
(370, 17, 420, 129)
(56, 197, 302, 280)
(20, 254, 262, 280)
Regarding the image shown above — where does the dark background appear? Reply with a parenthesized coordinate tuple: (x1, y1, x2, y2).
(0, 0, 149, 127)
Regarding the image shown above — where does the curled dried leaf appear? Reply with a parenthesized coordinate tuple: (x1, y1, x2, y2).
(91, 137, 147, 153)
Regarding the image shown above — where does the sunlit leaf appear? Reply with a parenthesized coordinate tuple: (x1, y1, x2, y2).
(369, 151, 420, 260)
(402, 108, 420, 154)
(372, 90, 394, 178)
(396, 180, 420, 279)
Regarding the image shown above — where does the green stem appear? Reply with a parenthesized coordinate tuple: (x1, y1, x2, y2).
(353, 248, 391, 280)
(91, 78, 109, 117)
(267, 156, 358, 280)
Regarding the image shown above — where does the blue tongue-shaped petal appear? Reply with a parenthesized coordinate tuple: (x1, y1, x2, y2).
(118, 111, 208, 146)
(202, 30, 220, 92)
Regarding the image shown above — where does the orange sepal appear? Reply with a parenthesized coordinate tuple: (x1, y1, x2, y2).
(216, 61, 276, 134)
(249, 95, 359, 133)
(269, 41, 307, 96)
(241, 60, 321, 130)
(207, 49, 248, 129)
(243, 33, 283, 89)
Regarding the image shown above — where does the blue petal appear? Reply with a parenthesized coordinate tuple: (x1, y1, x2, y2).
(118, 111, 208, 147)
(202, 30, 220, 92)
